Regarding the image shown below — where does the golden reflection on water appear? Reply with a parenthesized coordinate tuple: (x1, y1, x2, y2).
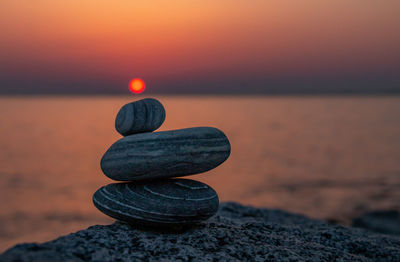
(0, 96, 400, 251)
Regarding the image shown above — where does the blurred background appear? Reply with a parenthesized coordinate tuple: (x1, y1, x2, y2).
(1, 0, 399, 251)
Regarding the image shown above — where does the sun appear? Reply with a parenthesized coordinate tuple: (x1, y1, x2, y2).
(129, 78, 145, 94)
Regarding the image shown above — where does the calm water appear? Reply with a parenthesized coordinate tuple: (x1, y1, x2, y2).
(1, 96, 400, 251)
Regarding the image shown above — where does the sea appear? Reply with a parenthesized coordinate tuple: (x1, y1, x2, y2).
(0, 95, 399, 251)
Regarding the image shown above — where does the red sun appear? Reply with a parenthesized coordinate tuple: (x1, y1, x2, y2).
(129, 78, 146, 94)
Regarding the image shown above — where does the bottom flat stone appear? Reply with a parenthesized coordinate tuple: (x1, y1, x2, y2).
(92, 179, 219, 226)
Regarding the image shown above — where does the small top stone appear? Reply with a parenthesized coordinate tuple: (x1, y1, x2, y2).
(115, 98, 166, 136)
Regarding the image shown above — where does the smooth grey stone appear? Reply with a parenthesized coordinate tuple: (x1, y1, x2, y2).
(101, 127, 231, 181)
(115, 98, 166, 136)
(92, 179, 219, 226)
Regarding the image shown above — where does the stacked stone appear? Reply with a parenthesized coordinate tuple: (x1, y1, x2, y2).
(93, 98, 231, 227)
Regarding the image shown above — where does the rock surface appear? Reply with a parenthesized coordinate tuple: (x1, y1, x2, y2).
(93, 179, 219, 226)
(115, 98, 166, 136)
(2, 202, 400, 262)
(352, 210, 400, 236)
(101, 127, 231, 181)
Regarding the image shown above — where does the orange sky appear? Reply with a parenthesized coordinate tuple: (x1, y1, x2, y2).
(1, 0, 399, 93)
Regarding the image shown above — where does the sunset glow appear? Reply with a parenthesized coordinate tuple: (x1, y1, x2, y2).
(0, 0, 399, 93)
(129, 79, 145, 94)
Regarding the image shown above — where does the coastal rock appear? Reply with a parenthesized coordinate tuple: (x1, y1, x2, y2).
(2, 202, 400, 262)
(352, 210, 400, 235)
(115, 98, 166, 136)
(101, 127, 231, 181)
(92, 179, 219, 226)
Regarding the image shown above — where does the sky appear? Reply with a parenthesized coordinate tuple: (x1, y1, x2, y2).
(1, 0, 399, 94)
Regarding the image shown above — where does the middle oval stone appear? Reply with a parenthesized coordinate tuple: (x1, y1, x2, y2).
(101, 127, 231, 181)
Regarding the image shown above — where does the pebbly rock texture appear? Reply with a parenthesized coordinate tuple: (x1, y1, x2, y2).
(101, 127, 231, 181)
(2, 202, 400, 262)
(93, 179, 219, 226)
(115, 98, 166, 136)
(352, 210, 400, 236)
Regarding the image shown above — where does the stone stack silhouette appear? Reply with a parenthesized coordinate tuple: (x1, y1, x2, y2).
(93, 98, 231, 227)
